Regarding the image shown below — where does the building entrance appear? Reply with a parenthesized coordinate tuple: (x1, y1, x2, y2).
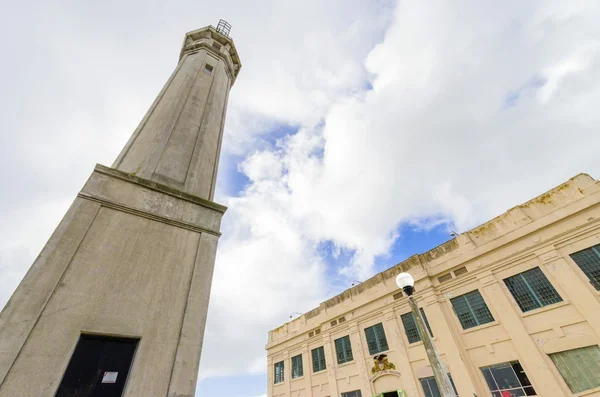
(55, 335, 138, 397)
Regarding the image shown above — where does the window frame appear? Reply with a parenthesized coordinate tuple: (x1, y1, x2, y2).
(480, 360, 536, 396)
(364, 322, 389, 355)
(341, 391, 362, 397)
(419, 374, 458, 397)
(450, 289, 495, 330)
(503, 267, 563, 312)
(549, 345, 600, 394)
(334, 335, 354, 365)
(401, 307, 434, 344)
(274, 360, 285, 384)
(569, 244, 600, 291)
(311, 346, 327, 373)
(291, 353, 303, 379)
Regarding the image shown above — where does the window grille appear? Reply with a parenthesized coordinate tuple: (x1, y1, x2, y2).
(450, 290, 494, 330)
(570, 244, 600, 290)
(550, 345, 600, 393)
(334, 335, 354, 364)
(311, 346, 326, 372)
(401, 308, 433, 344)
(504, 267, 562, 312)
(420, 374, 458, 397)
(364, 323, 389, 355)
(438, 273, 453, 283)
(274, 361, 284, 384)
(291, 354, 303, 379)
(481, 361, 535, 396)
(331, 320, 338, 327)
(454, 266, 468, 276)
(338, 316, 346, 323)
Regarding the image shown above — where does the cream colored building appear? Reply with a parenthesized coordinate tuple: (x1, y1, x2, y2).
(266, 174, 600, 397)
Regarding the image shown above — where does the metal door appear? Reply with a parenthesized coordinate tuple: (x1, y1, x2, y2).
(55, 335, 138, 397)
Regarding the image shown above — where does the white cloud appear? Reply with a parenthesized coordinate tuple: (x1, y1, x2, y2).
(204, 0, 600, 382)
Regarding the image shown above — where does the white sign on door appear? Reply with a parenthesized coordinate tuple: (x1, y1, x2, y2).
(102, 372, 118, 384)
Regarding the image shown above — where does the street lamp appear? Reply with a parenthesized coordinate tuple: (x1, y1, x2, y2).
(396, 273, 457, 397)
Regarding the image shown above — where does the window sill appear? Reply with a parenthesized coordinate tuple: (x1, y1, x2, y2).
(576, 385, 600, 396)
(274, 381, 285, 385)
(521, 300, 570, 317)
(291, 376, 305, 382)
(337, 360, 355, 368)
(461, 320, 499, 334)
(313, 369, 327, 375)
(408, 336, 438, 346)
(369, 349, 391, 357)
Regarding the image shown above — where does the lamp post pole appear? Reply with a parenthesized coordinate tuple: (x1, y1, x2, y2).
(396, 273, 457, 397)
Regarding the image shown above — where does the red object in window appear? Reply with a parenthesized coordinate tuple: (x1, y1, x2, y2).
(501, 391, 512, 397)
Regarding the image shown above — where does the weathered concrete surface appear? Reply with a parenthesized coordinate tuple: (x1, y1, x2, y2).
(0, 24, 240, 397)
(113, 26, 240, 202)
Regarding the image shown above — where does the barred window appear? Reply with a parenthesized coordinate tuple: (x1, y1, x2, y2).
(401, 308, 434, 344)
(504, 267, 562, 312)
(364, 323, 389, 355)
(274, 361, 284, 384)
(481, 361, 535, 396)
(311, 346, 326, 372)
(450, 290, 494, 330)
(550, 345, 600, 393)
(420, 374, 458, 397)
(334, 335, 354, 364)
(341, 391, 362, 397)
(570, 244, 600, 290)
(291, 354, 303, 379)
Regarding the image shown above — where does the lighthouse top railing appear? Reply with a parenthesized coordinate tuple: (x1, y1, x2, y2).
(215, 19, 231, 37)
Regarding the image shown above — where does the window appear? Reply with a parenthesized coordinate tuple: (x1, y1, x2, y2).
(401, 308, 433, 344)
(341, 391, 362, 397)
(481, 361, 536, 396)
(570, 244, 600, 290)
(420, 374, 458, 397)
(311, 346, 326, 372)
(274, 361, 284, 384)
(204, 64, 214, 75)
(364, 323, 389, 355)
(291, 354, 303, 379)
(549, 345, 600, 393)
(335, 335, 354, 364)
(450, 290, 494, 330)
(503, 267, 562, 312)
(212, 41, 222, 51)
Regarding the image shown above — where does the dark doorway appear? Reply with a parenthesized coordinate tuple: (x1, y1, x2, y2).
(55, 334, 138, 397)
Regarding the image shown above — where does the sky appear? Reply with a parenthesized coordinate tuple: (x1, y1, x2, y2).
(1, 1, 600, 396)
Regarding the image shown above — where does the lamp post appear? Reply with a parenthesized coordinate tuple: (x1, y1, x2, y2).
(396, 273, 457, 397)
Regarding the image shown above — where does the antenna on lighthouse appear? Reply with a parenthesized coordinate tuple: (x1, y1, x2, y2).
(216, 19, 232, 37)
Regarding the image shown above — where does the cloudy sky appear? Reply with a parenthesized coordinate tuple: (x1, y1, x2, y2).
(2, 0, 600, 396)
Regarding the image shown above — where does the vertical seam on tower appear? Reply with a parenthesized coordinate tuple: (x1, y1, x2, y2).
(152, 52, 208, 177)
(165, 232, 203, 396)
(113, 57, 186, 169)
(0, 202, 102, 391)
(182, 60, 217, 188)
(208, 78, 230, 200)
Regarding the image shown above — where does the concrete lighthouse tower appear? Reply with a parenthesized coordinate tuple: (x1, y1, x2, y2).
(0, 20, 241, 397)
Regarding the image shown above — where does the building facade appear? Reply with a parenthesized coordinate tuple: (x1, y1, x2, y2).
(0, 22, 240, 397)
(266, 174, 600, 397)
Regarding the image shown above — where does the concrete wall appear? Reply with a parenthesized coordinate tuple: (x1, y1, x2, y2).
(266, 174, 600, 397)
(113, 27, 240, 201)
(0, 166, 224, 397)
